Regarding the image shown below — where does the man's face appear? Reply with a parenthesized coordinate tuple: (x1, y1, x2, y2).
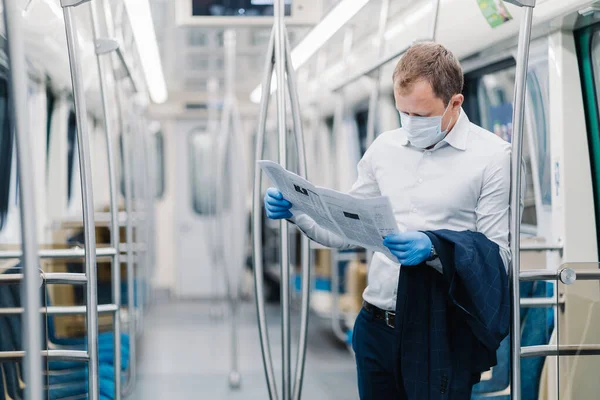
(394, 80, 464, 132)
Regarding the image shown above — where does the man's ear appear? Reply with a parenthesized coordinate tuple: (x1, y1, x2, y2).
(452, 94, 464, 111)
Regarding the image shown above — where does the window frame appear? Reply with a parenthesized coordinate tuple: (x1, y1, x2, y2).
(45, 81, 56, 163)
(66, 109, 77, 204)
(154, 130, 166, 199)
(0, 68, 12, 231)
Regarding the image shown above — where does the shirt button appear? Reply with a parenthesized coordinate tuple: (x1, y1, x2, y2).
(412, 208, 417, 213)
(418, 178, 423, 183)
(426, 151, 432, 156)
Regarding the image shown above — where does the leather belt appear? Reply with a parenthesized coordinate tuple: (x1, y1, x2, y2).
(362, 301, 395, 329)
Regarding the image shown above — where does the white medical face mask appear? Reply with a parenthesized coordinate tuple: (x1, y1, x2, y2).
(399, 103, 453, 149)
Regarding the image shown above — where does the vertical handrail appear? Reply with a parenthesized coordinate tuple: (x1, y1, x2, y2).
(89, 2, 121, 397)
(61, 1, 100, 399)
(273, 0, 291, 398)
(283, 30, 311, 400)
(121, 103, 136, 393)
(508, 1, 536, 399)
(101, 0, 137, 392)
(430, 0, 442, 41)
(2, 1, 43, 398)
(133, 115, 146, 334)
(208, 59, 223, 320)
(219, 28, 244, 389)
(229, 97, 246, 390)
(331, 27, 355, 340)
(141, 118, 153, 313)
(252, 27, 279, 400)
(364, 0, 390, 148)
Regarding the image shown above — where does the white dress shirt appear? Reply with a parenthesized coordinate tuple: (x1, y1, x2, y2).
(290, 109, 512, 311)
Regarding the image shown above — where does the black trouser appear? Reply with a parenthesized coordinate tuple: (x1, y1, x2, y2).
(352, 307, 405, 399)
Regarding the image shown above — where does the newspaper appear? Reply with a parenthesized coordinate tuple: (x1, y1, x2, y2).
(258, 160, 399, 261)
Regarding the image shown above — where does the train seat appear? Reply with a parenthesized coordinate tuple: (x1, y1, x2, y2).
(0, 267, 124, 399)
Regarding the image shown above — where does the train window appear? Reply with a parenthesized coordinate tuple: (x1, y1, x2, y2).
(464, 57, 550, 230)
(354, 109, 370, 155)
(66, 110, 77, 204)
(154, 131, 165, 199)
(0, 76, 12, 230)
(189, 130, 217, 215)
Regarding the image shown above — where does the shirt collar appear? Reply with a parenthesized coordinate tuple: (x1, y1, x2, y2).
(399, 108, 470, 151)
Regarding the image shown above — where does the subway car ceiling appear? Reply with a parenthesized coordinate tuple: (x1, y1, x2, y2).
(148, 0, 598, 118)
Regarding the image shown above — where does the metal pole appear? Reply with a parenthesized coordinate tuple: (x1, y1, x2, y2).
(509, 4, 535, 400)
(430, 0, 442, 41)
(61, 1, 100, 398)
(273, 0, 291, 397)
(365, 0, 390, 147)
(99, 2, 137, 392)
(229, 98, 247, 390)
(2, 1, 43, 398)
(110, 58, 136, 396)
(220, 28, 243, 390)
(122, 104, 137, 393)
(133, 115, 146, 333)
(282, 31, 311, 400)
(89, 2, 121, 397)
(252, 26, 279, 400)
(208, 54, 223, 320)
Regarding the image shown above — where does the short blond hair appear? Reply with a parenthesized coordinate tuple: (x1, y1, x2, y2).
(392, 42, 464, 105)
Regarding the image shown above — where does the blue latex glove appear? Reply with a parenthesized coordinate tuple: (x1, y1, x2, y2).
(383, 231, 433, 266)
(264, 188, 293, 219)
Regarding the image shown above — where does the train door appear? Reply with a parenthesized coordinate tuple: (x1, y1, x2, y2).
(174, 121, 218, 298)
(577, 24, 600, 255)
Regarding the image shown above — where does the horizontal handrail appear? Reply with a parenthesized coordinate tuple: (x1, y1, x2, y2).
(520, 297, 562, 308)
(0, 304, 118, 315)
(0, 350, 89, 361)
(569, 270, 600, 280)
(520, 243, 563, 252)
(519, 268, 576, 284)
(120, 243, 147, 253)
(0, 247, 117, 260)
(521, 344, 600, 358)
(0, 272, 87, 285)
(45, 273, 87, 284)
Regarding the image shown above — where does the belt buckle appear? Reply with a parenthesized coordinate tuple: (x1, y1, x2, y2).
(385, 311, 394, 328)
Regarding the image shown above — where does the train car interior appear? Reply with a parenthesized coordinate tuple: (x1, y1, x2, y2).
(2, 0, 600, 399)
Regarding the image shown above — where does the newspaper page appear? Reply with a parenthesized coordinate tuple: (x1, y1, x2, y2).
(258, 160, 399, 261)
(258, 160, 343, 235)
(315, 188, 398, 260)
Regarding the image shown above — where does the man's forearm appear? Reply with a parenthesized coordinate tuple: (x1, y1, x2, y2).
(288, 213, 354, 250)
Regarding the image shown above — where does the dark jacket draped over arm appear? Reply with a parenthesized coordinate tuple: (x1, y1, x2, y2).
(393, 229, 510, 400)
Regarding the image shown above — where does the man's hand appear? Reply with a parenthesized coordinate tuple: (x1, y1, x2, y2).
(264, 188, 293, 219)
(383, 232, 433, 265)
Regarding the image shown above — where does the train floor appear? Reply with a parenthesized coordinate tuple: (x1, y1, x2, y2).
(129, 299, 359, 399)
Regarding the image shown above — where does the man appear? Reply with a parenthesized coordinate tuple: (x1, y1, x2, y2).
(264, 42, 511, 399)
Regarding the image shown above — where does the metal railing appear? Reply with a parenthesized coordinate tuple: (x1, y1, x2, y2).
(0, 1, 152, 398)
(1, 1, 43, 398)
(507, 1, 536, 398)
(252, 1, 310, 398)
